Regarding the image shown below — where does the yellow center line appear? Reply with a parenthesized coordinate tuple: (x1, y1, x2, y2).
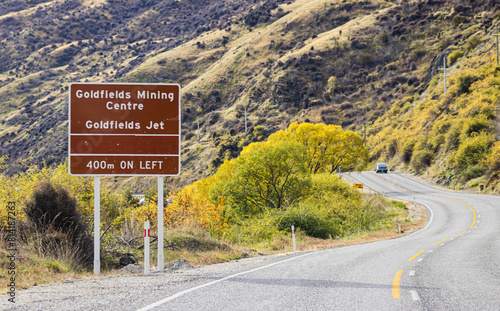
(433, 238, 449, 246)
(447, 197, 476, 229)
(408, 250, 426, 262)
(368, 174, 479, 301)
(392, 270, 403, 299)
(456, 231, 467, 237)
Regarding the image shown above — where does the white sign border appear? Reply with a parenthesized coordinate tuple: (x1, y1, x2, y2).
(68, 82, 182, 176)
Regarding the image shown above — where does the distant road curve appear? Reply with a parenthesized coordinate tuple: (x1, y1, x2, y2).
(2, 172, 500, 310)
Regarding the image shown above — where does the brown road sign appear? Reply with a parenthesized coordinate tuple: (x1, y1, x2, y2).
(69, 83, 181, 175)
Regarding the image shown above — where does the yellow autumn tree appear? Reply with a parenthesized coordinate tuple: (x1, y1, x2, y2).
(267, 122, 369, 173)
(221, 140, 310, 213)
(166, 181, 227, 236)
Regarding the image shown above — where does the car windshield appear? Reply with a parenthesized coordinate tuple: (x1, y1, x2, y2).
(377, 163, 387, 168)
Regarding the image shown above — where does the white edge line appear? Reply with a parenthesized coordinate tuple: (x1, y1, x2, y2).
(135, 251, 322, 311)
(402, 201, 434, 239)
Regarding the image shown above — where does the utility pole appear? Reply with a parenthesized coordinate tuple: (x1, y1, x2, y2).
(244, 106, 248, 133)
(438, 57, 450, 94)
(363, 122, 367, 146)
(493, 28, 499, 67)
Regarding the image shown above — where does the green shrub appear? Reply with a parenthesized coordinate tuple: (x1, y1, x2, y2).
(447, 50, 464, 66)
(400, 139, 416, 163)
(327, 76, 336, 95)
(486, 141, 500, 172)
(378, 31, 389, 45)
(224, 212, 284, 245)
(465, 34, 482, 51)
(430, 134, 445, 152)
(306, 173, 361, 200)
(460, 116, 491, 140)
(460, 164, 486, 181)
(276, 202, 342, 239)
(454, 133, 494, 171)
(456, 74, 480, 96)
(24, 182, 93, 266)
(390, 201, 407, 210)
(452, 15, 466, 26)
(411, 149, 434, 171)
(445, 122, 462, 151)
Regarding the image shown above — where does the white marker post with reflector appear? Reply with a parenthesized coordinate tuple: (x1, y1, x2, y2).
(292, 225, 296, 252)
(144, 221, 150, 274)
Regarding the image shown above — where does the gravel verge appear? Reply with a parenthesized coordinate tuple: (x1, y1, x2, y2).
(0, 252, 308, 311)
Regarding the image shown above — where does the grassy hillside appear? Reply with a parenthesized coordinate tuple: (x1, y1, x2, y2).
(0, 0, 499, 191)
(368, 30, 500, 191)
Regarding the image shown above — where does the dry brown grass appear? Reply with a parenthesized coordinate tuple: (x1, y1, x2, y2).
(0, 1, 63, 21)
(129, 0, 397, 106)
(0, 199, 426, 294)
(0, 248, 96, 295)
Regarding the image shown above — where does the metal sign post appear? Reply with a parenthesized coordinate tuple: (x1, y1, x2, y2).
(157, 176, 164, 272)
(94, 176, 100, 275)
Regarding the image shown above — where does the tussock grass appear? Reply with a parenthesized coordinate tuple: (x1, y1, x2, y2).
(289, 197, 427, 252)
(0, 233, 95, 295)
(156, 226, 245, 266)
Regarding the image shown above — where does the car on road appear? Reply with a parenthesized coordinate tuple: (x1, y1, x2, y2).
(376, 163, 388, 173)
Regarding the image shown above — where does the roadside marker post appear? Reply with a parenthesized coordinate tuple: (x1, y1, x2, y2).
(291, 225, 296, 252)
(144, 221, 150, 274)
(398, 219, 401, 234)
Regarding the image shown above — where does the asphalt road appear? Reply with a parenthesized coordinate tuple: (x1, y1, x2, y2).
(3, 172, 500, 310)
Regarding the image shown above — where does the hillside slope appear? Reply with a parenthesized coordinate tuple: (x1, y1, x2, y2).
(0, 0, 499, 189)
(368, 27, 500, 192)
